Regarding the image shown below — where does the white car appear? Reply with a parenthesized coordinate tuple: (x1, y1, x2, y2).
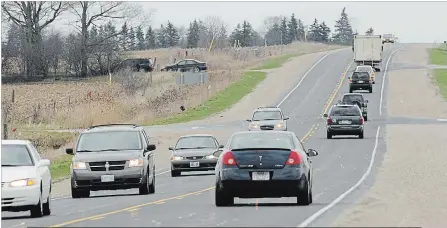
(1, 140, 52, 217)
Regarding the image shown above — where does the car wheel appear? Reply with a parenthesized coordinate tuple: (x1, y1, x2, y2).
(364, 115, 368, 121)
(42, 187, 51, 216)
(194, 67, 200, 72)
(369, 87, 373, 93)
(171, 170, 181, 177)
(149, 168, 155, 194)
(139, 68, 145, 72)
(349, 88, 353, 93)
(327, 131, 332, 139)
(215, 180, 234, 207)
(30, 190, 43, 218)
(71, 187, 90, 198)
(296, 176, 312, 205)
(139, 172, 150, 195)
(359, 131, 364, 139)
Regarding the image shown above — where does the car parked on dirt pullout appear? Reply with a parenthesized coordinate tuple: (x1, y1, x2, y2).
(161, 59, 207, 72)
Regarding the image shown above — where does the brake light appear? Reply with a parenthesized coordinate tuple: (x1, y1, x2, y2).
(222, 151, 237, 165)
(360, 117, 364, 125)
(349, 78, 352, 83)
(327, 118, 333, 125)
(286, 151, 301, 165)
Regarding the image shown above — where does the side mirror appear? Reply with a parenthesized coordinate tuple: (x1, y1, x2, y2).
(213, 150, 223, 157)
(66, 148, 74, 155)
(39, 159, 51, 167)
(147, 144, 156, 151)
(307, 149, 319, 157)
(168, 146, 174, 150)
(284, 117, 289, 120)
(218, 145, 224, 149)
(323, 114, 328, 118)
(245, 119, 252, 122)
(365, 100, 369, 103)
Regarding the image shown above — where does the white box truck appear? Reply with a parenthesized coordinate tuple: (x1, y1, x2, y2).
(353, 35, 383, 72)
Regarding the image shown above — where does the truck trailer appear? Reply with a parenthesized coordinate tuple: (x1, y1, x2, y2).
(353, 35, 383, 72)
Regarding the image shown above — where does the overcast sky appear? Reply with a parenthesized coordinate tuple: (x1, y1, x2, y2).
(24, 1, 447, 43)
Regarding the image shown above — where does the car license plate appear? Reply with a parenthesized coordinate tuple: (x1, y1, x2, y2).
(190, 161, 200, 167)
(358, 80, 364, 83)
(252, 172, 270, 181)
(101, 175, 114, 182)
(340, 120, 352, 124)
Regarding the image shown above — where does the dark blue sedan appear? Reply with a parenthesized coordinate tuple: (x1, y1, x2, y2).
(213, 131, 319, 206)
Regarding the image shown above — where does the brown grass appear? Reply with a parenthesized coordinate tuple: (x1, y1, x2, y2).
(2, 42, 343, 131)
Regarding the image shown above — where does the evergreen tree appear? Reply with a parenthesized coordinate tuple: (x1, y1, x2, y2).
(279, 17, 288, 44)
(240, 20, 254, 47)
(265, 22, 281, 45)
(128, 27, 136, 50)
(287, 14, 299, 43)
(135, 26, 145, 50)
(187, 19, 200, 48)
(230, 23, 243, 47)
(297, 19, 305, 41)
(120, 22, 128, 50)
(318, 22, 331, 43)
(332, 7, 354, 45)
(145, 26, 156, 49)
(156, 24, 167, 48)
(308, 18, 320, 42)
(165, 21, 179, 47)
(366, 27, 374, 35)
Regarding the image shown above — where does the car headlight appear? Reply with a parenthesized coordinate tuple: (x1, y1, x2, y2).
(73, 161, 87, 170)
(205, 155, 217, 159)
(276, 123, 286, 129)
(129, 159, 143, 167)
(171, 156, 184, 161)
(249, 124, 259, 129)
(9, 178, 36, 187)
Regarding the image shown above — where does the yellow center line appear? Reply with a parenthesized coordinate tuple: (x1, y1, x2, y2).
(89, 217, 105, 221)
(49, 186, 215, 227)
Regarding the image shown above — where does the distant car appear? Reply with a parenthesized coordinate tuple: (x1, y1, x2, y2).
(324, 104, 365, 139)
(246, 106, 289, 131)
(382, 34, 395, 43)
(213, 131, 318, 206)
(115, 58, 154, 72)
(66, 124, 157, 198)
(169, 134, 223, 177)
(355, 65, 375, 84)
(349, 71, 373, 93)
(340, 93, 369, 121)
(1, 140, 52, 217)
(161, 59, 208, 72)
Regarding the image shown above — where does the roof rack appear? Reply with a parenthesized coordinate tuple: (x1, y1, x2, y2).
(257, 106, 278, 109)
(87, 123, 138, 130)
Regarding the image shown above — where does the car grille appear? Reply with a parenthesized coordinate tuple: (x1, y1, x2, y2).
(185, 156, 204, 160)
(89, 161, 126, 171)
(260, 125, 275, 130)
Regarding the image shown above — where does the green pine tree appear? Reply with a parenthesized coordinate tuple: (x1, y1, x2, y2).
(287, 14, 299, 42)
(280, 17, 288, 44)
(135, 26, 145, 50)
(332, 7, 354, 45)
(145, 26, 156, 49)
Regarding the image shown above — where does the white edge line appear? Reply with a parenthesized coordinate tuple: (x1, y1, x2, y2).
(437, 118, 447, 122)
(51, 170, 171, 200)
(277, 53, 331, 107)
(379, 48, 401, 116)
(297, 126, 381, 227)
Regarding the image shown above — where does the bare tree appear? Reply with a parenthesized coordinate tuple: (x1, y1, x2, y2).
(198, 16, 228, 49)
(1, 1, 67, 78)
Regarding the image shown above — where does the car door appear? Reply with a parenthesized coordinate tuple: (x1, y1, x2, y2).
(175, 60, 186, 71)
(142, 130, 154, 179)
(28, 144, 51, 198)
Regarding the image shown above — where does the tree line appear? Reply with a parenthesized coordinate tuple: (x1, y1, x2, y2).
(1, 2, 358, 81)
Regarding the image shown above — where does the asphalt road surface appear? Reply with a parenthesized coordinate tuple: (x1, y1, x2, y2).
(3, 44, 446, 227)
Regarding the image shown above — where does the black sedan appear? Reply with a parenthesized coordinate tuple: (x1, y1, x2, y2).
(213, 131, 318, 206)
(169, 134, 223, 177)
(162, 59, 207, 72)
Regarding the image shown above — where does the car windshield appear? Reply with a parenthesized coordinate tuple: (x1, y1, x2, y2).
(76, 131, 142, 152)
(384, 34, 392, 38)
(343, 95, 364, 103)
(352, 72, 370, 80)
(230, 133, 294, 150)
(175, 136, 216, 150)
(331, 106, 361, 116)
(1, 144, 34, 166)
(252, 111, 282, 121)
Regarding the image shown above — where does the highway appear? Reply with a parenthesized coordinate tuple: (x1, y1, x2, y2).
(1, 44, 408, 227)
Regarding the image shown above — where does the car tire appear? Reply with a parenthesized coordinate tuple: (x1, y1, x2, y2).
(369, 87, 373, 93)
(364, 115, 368, 121)
(194, 67, 201, 72)
(71, 187, 90, 198)
(149, 168, 155, 194)
(359, 131, 364, 139)
(42, 187, 51, 216)
(327, 131, 332, 139)
(139, 172, 151, 195)
(171, 170, 181, 177)
(30, 188, 43, 218)
(296, 176, 312, 206)
(349, 88, 353, 93)
(215, 181, 234, 207)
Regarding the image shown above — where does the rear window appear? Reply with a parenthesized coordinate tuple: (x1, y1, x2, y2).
(355, 67, 370, 72)
(1, 145, 34, 166)
(343, 95, 364, 103)
(352, 72, 370, 80)
(331, 106, 361, 116)
(229, 133, 294, 150)
(77, 131, 142, 152)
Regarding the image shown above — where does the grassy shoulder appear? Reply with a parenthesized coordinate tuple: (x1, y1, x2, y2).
(433, 69, 447, 100)
(252, 53, 298, 70)
(429, 47, 447, 65)
(144, 71, 266, 126)
(50, 155, 73, 181)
